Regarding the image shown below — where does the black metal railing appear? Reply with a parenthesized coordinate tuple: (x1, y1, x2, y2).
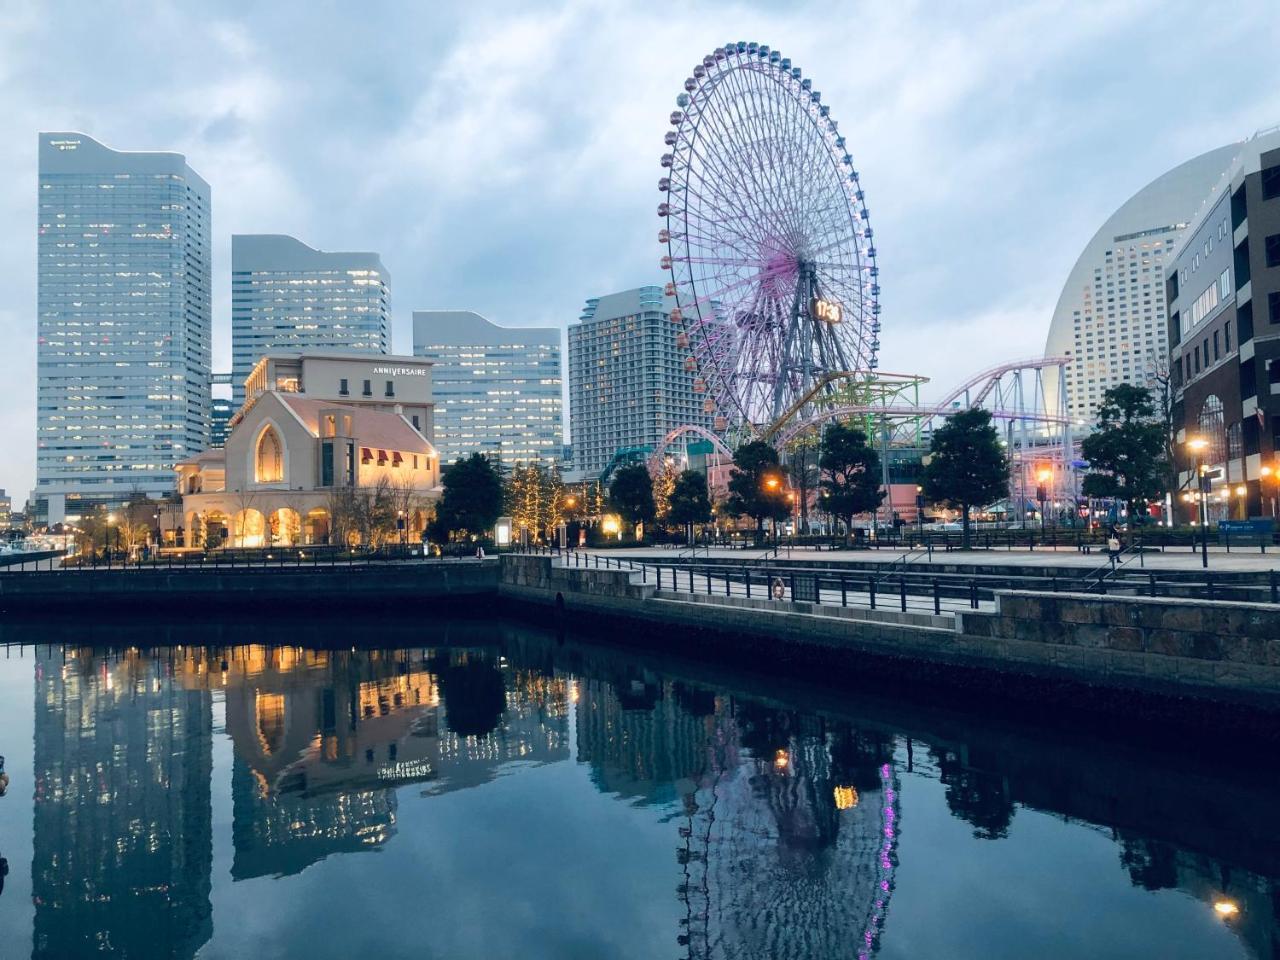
(558, 551, 1280, 612)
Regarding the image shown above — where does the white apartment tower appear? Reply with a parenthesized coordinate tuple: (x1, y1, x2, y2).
(36, 133, 211, 523)
(231, 234, 389, 405)
(412, 310, 562, 467)
(1044, 143, 1241, 421)
(568, 286, 714, 476)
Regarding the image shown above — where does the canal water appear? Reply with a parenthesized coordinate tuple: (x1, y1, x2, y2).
(0, 616, 1273, 959)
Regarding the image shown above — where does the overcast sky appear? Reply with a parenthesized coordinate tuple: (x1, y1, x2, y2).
(2, 0, 1278, 502)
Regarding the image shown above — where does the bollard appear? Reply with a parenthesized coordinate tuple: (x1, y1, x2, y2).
(1271, 570, 1278, 604)
(969, 580, 978, 609)
(840, 576, 847, 607)
(1149, 573, 1157, 597)
(899, 576, 907, 612)
(933, 579, 941, 615)
(688, 567, 695, 593)
(869, 578, 877, 609)
(1206, 574, 1215, 602)
(706, 568, 712, 595)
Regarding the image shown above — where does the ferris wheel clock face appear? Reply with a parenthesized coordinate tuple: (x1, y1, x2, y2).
(659, 41, 881, 435)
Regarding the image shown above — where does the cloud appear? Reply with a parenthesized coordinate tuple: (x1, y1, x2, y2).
(2, 0, 1280, 500)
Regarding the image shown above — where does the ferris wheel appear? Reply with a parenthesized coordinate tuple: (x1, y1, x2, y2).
(658, 41, 880, 437)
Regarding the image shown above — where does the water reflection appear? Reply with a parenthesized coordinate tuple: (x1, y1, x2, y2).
(179, 647, 569, 880)
(1, 622, 1275, 960)
(32, 650, 213, 960)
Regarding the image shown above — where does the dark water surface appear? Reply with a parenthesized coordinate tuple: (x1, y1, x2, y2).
(0, 616, 1274, 959)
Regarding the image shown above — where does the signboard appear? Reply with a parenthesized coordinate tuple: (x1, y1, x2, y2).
(791, 573, 819, 603)
(1219, 519, 1274, 534)
(811, 299, 842, 324)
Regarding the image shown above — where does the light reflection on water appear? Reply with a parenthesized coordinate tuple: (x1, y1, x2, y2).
(0, 617, 1273, 960)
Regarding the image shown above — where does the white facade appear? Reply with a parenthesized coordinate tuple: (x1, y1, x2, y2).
(231, 234, 390, 405)
(568, 286, 714, 476)
(174, 353, 439, 548)
(1044, 143, 1241, 421)
(412, 310, 562, 468)
(36, 133, 212, 523)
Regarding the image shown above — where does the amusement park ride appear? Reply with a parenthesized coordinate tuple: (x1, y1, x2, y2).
(647, 41, 1078, 515)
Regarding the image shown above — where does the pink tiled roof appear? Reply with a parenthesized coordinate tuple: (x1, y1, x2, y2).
(278, 394, 430, 453)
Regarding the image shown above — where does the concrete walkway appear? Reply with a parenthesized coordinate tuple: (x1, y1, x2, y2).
(582, 544, 1280, 574)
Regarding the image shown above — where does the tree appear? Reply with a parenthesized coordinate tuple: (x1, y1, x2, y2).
(818, 422, 884, 539)
(787, 438, 820, 533)
(609, 464, 656, 538)
(1144, 349, 1180, 497)
(668, 469, 712, 541)
(507, 464, 545, 540)
(724, 440, 790, 538)
(653, 458, 680, 527)
(1081, 383, 1169, 524)
(434, 453, 504, 541)
(922, 408, 1009, 549)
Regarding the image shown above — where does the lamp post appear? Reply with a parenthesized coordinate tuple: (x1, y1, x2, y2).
(1187, 437, 1209, 569)
(1260, 464, 1280, 520)
(1035, 467, 1052, 536)
(915, 484, 925, 543)
(763, 474, 781, 546)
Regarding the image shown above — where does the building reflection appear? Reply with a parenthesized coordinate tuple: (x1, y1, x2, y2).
(31, 648, 213, 960)
(176, 645, 569, 879)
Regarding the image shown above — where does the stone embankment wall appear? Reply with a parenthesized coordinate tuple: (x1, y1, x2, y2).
(959, 592, 1280, 705)
(500, 556, 1280, 716)
(0, 560, 499, 614)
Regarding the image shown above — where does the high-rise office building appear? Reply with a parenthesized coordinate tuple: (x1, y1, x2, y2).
(209, 397, 233, 449)
(568, 285, 714, 476)
(1043, 143, 1241, 421)
(1168, 127, 1280, 521)
(36, 133, 211, 523)
(412, 310, 562, 467)
(231, 234, 390, 405)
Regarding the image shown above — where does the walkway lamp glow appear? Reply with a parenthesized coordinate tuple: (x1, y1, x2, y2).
(1185, 437, 1210, 568)
(1262, 465, 1280, 518)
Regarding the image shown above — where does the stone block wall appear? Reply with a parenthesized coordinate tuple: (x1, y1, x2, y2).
(958, 591, 1280, 702)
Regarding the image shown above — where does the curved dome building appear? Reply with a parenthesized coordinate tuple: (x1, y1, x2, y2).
(1044, 143, 1241, 421)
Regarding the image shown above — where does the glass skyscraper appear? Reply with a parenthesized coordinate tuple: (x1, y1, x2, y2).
(36, 133, 211, 523)
(231, 234, 389, 405)
(412, 310, 562, 467)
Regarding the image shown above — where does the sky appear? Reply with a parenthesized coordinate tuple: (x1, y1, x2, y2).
(2, 0, 1279, 502)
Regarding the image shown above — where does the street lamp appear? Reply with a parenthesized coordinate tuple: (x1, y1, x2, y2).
(915, 484, 925, 543)
(1262, 465, 1280, 518)
(1035, 467, 1052, 535)
(761, 474, 782, 546)
(1186, 437, 1210, 568)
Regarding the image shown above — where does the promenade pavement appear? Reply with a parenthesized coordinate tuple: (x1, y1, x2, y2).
(585, 544, 1280, 574)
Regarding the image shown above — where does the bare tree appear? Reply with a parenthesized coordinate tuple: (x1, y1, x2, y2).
(1144, 348, 1179, 493)
(786, 437, 819, 532)
(327, 485, 359, 547)
(229, 487, 261, 547)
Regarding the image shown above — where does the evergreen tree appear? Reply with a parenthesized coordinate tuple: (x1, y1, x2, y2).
(724, 440, 790, 537)
(433, 453, 504, 541)
(922, 408, 1009, 549)
(668, 469, 712, 541)
(1081, 383, 1169, 524)
(609, 464, 656, 538)
(818, 422, 884, 539)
